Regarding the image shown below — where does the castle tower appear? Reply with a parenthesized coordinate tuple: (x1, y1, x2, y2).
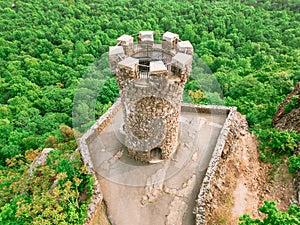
(109, 31, 193, 163)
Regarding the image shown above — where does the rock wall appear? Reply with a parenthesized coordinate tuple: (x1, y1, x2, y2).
(126, 96, 180, 162)
(121, 78, 185, 162)
(193, 107, 249, 225)
(79, 99, 122, 225)
(116, 67, 191, 162)
(273, 82, 300, 133)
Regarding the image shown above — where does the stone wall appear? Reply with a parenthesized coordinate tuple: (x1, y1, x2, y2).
(193, 105, 246, 225)
(116, 65, 191, 162)
(121, 77, 185, 162)
(125, 96, 180, 162)
(79, 99, 122, 225)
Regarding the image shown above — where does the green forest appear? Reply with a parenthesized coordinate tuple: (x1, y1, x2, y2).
(0, 0, 299, 224)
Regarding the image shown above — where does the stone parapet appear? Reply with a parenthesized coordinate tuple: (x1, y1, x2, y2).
(193, 106, 241, 225)
(79, 99, 122, 225)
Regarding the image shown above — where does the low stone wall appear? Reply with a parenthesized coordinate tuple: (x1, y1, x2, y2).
(193, 105, 242, 225)
(181, 103, 232, 115)
(79, 99, 122, 225)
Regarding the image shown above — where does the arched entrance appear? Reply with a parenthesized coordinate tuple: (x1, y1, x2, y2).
(150, 147, 162, 161)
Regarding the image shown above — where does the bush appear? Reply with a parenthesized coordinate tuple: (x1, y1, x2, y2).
(239, 201, 300, 225)
(255, 128, 300, 156)
(0, 139, 93, 225)
(288, 153, 300, 173)
(284, 95, 300, 114)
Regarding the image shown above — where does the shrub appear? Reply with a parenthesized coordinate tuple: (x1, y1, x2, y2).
(239, 201, 300, 225)
(255, 128, 300, 156)
(284, 95, 300, 114)
(288, 153, 300, 173)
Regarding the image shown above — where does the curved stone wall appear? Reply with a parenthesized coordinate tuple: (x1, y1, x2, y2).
(121, 76, 184, 162)
(125, 96, 180, 162)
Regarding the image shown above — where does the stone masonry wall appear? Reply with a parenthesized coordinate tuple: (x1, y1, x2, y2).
(121, 78, 184, 162)
(192, 105, 244, 225)
(125, 96, 180, 161)
(79, 99, 122, 225)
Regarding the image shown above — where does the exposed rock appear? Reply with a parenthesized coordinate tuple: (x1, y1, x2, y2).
(272, 82, 300, 133)
(27, 148, 53, 176)
(272, 82, 300, 207)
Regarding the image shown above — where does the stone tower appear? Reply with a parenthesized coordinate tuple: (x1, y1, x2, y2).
(109, 31, 193, 163)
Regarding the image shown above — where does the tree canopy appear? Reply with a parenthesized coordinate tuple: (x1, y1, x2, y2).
(0, 0, 299, 224)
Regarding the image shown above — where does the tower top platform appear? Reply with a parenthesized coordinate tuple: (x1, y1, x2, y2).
(108, 31, 194, 78)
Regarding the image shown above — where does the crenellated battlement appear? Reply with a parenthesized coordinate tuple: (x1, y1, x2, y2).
(109, 31, 193, 84)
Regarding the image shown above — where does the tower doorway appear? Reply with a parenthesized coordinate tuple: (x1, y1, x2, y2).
(150, 147, 162, 161)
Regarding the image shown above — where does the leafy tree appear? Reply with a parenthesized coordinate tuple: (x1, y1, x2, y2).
(0, 0, 299, 223)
